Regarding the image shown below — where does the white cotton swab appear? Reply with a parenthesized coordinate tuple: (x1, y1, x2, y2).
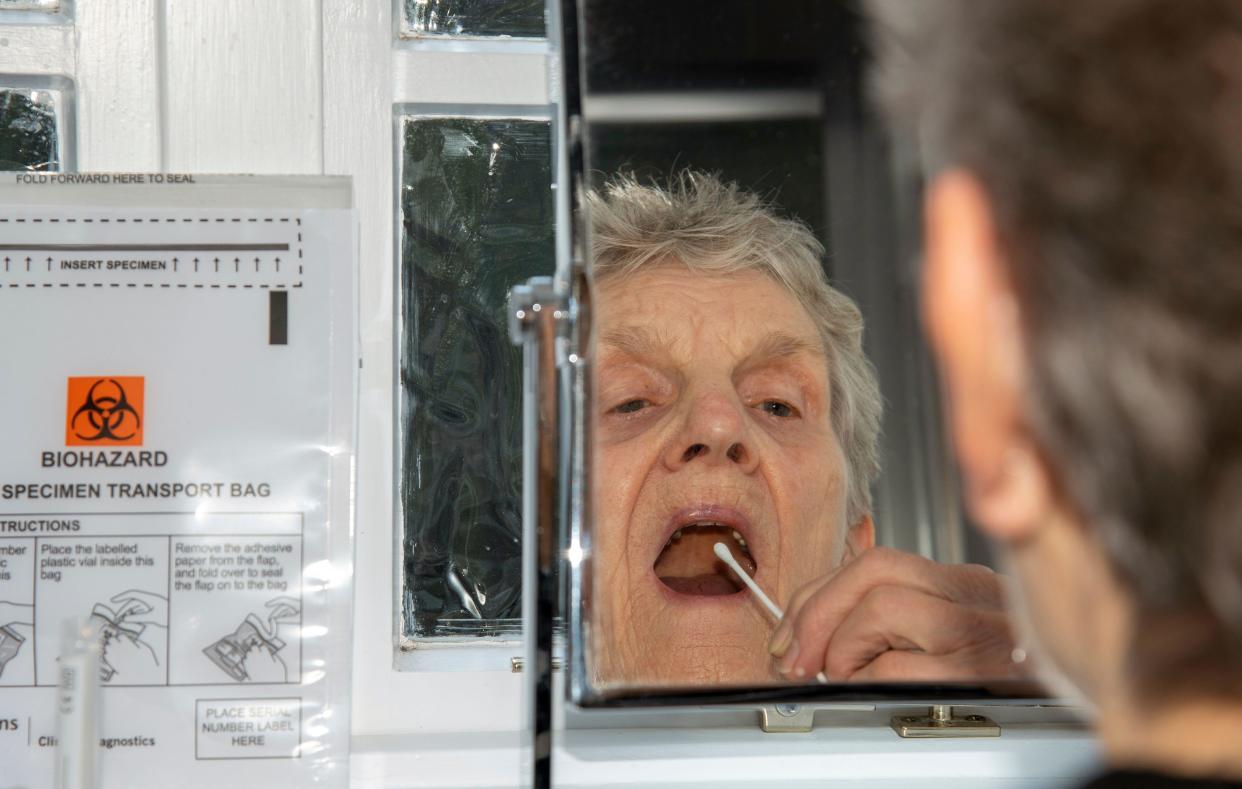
(713, 541, 830, 684)
(713, 542, 782, 620)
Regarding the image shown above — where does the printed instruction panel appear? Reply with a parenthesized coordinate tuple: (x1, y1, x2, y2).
(0, 176, 356, 788)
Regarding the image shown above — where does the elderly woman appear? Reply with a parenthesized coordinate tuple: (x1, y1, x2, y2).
(586, 172, 1017, 687)
(587, 172, 879, 685)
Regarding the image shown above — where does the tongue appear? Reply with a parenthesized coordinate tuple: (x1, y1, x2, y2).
(654, 525, 754, 596)
(660, 573, 742, 595)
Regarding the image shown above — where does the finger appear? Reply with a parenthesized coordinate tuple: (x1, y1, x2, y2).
(139, 640, 159, 664)
(266, 603, 300, 625)
(0, 601, 34, 626)
(112, 599, 153, 617)
(770, 561, 854, 657)
(110, 590, 167, 619)
(110, 589, 158, 604)
(821, 585, 996, 679)
(265, 597, 299, 610)
(769, 573, 834, 657)
(847, 649, 971, 682)
(776, 548, 1000, 678)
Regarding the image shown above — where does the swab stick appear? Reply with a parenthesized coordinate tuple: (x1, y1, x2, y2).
(713, 542, 782, 620)
(713, 541, 830, 684)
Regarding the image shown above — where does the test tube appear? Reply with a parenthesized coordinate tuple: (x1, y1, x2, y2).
(55, 619, 101, 789)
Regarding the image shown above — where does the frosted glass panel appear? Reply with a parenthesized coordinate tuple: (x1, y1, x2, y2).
(402, 0, 545, 39)
(0, 88, 62, 172)
(0, 0, 60, 11)
(398, 115, 554, 640)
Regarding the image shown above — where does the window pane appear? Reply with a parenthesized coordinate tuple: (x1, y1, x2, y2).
(0, 88, 61, 172)
(590, 119, 826, 247)
(402, 0, 545, 40)
(399, 116, 553, 640)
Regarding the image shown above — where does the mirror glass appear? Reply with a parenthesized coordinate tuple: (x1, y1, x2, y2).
(573, 0, 1032, 699)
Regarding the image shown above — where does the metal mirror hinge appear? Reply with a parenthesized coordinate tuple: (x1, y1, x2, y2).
(890, 705, 1001, 738)
(509, 277, 573, 348)
(758, 704, 816, 733)
(757, 703, 877, 733)
(510, 656, 564, 673)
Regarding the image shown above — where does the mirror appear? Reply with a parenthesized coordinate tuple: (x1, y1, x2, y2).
(567, 0, 1042, 701)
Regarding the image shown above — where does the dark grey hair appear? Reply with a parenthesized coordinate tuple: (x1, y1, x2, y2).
(587, 172, 883, 526)
(868, 0, 1242, 695)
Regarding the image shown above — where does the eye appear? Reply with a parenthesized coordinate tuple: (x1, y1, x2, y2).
(612, 399, 650, 415)
(758, 400, 797, 418)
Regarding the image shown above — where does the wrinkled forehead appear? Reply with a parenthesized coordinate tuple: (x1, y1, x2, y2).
(599, 324, 826, 373)
(594, 267, 828, 371)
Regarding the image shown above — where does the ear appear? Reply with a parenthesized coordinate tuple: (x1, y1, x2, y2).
(922, 170, 1053, 543)
(843, 513, 875, 560)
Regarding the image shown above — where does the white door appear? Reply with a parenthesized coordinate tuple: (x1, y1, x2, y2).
(0, 0, 551, 749)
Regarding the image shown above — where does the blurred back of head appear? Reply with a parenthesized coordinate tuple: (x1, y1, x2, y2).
(868, 0, 1242, 699)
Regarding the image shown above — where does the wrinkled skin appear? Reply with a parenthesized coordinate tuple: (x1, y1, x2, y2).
(591, 264, 871, 687)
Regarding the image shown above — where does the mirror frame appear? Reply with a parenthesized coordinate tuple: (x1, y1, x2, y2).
(556, 0, 1058, 709)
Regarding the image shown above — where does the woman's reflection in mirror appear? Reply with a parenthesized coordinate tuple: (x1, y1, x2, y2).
(589, 172, 1024, 687)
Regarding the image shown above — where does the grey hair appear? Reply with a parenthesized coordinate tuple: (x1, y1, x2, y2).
(868, 0, 1242, 696)
(587, 171, 882, 526)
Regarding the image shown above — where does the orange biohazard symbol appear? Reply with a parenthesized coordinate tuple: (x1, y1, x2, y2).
(66, 377, 144, 446)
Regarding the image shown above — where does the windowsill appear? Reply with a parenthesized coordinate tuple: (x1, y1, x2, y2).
(394, 35, 550, 56)
(350, 711, 1099, 788)
(393, 639, 522, 672)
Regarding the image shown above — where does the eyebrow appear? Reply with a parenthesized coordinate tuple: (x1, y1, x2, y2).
(598, 326, 822, 365)
(598, 326, 665, 359)
(744, 331, 823, 364)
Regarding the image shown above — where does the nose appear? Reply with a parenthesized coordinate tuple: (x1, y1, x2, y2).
(663, 387, 758, 473)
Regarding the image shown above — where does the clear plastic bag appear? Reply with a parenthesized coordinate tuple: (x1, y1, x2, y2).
(0, 176, 356, 788)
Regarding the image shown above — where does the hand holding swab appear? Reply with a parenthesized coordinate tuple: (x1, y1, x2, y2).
(713, 542, 830, 684)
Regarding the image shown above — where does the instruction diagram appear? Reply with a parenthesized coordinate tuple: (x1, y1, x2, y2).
(0, 517, 305, 688)
(92, 590, 168, 683)
(203, 596, 300, 683)
(0, 601, 32, 681)
(0, 180, 355, 788)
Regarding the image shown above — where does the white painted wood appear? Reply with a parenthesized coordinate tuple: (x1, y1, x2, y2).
(320, 0, 406, 737)
(322, 0, 542, 737)
(74, 0, 160, 170)
(161, 0, 323, 173)
(583, 90, 822, 122)
(392, 47, 548, 106)
(0, 23, 72, 74)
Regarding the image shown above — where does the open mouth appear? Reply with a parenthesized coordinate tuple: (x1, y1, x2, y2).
(653, 522, 757, 596)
